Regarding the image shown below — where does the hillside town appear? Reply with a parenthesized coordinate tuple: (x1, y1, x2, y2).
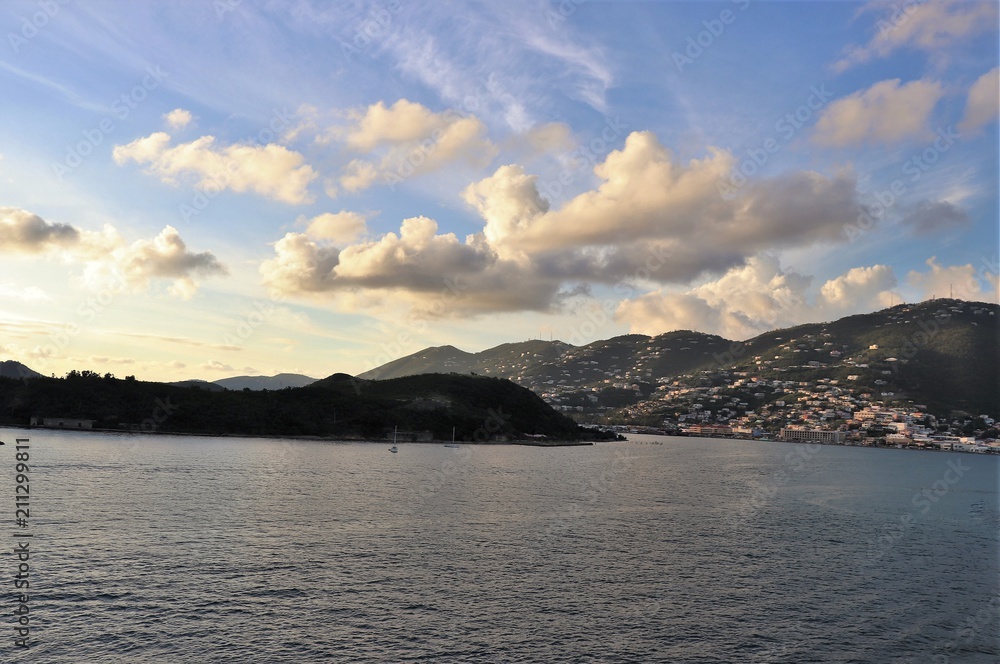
(507, 302, 1000, 453)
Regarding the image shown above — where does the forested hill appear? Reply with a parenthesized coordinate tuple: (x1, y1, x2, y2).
(0, 371, 610, 442)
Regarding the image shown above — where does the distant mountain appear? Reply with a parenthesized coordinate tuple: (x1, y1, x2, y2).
(212, 373, 318, 391)
(359, 300, 999, 419)
(358, 340, 573, 379)
(0, 361, 43, 380)
(168, 379, 226, 391)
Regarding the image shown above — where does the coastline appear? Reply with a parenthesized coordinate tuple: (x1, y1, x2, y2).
(0, 423, 596, 446)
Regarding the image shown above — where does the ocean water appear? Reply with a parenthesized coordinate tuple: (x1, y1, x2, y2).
(2, 429, 998, 663)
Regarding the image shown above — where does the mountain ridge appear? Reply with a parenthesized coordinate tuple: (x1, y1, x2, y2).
(358, 299, 999, 419)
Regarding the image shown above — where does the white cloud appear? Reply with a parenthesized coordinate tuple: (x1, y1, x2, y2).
(907, 256, 999, 302)
(616, 258, 899, 339)
(201, 360, 235, 372)
(109, 226, 227, 300)
(327, 100, 498, 194)
(521, 122, 575, 154)
(302, 211, 367, 244)
(342, 99, 444, 151)
(113, 132, 317, 204)
(339, 159, 379, 194)
(259, 219, 561, 316)
(0, 208, 226, 298)
(0, 207, 80, 253)
(0, 282, 50, 302)
(959, 66, 1000, 133)
(262, 130, 874, 319)
(164, 108, 194, 129)
(834, 0, 1000, 72)
(465, 131, 863, 269)
(819, 265, 897, 309)
(813, 79, 944, 147)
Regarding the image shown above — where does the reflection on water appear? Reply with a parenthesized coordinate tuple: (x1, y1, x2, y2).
(4, 429, 998, 662)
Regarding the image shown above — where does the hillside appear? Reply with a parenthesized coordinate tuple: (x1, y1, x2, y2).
(0, 361, 43, 380)
(358, 340, 571, 380)
(212, 373, 318, 391)
(0, 370, 606, 442)
(358, 299, 999, 420)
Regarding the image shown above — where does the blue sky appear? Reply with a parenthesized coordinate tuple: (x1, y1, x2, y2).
(0, 0, 997, 381)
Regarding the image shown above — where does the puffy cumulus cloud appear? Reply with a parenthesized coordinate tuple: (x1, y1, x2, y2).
(834, 0, 1000, 72)
(308, 100, 497, 195)
(331, 217, 493, 290)
(346, 119, 497, 193)
(464, 132, 863, 276)
(113, 132, 317, 204)
(959, 67, 1000, 133)
(616, 257, 899, 339)
(616, 256, 813, 339)
(258, 233, 341, 295)
(0, 207, 79, 252)
(339, 160, 379, 194)
(813, 79, 943, 147)
(899, 200, 970, 236)
(303, 211, 367, 244)
(907, 256, 999, 302)
(112, 226, 227, 300)
(819, 265, 897, 309)
(342, 99, 444, 151)
(0, 208, 225, 298)
(266, 131, 875, 321)
(461, 164, 549, 255)
(260, 217, 562, 316)
(164, 108, 193, 130)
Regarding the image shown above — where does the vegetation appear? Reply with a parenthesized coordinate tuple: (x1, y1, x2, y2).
(0, 370, 618, 442)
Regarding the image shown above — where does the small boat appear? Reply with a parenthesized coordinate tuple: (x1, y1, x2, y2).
(388, 445, 398, 453)
(443, 443, 460, 448)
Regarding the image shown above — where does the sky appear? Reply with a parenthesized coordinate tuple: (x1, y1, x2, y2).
(0, 0, 997, 382)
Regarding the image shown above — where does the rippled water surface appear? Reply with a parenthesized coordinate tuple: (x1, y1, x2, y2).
(3, 429, 998, 662)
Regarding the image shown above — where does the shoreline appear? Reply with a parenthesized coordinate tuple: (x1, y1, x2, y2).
(0, 423, 597, 447)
